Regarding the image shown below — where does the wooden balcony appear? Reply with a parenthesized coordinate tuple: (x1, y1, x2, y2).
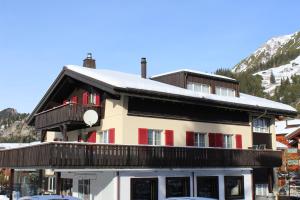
(0, 142, 282, 169)
(34, 103, 101, 130)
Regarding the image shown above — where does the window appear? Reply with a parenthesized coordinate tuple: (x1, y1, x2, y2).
(99, 130, 109, 143)
(131, 178, 158, 200)
(48, 176, 56, 192)
(215, 86, 236, 97)
(166, 177, 190, 198)
(223, 135, 232, 148)
(187, 82, 211, 94)
(197, 176, 219, 198)
(78, 179, 90, 200)
(148, 129, 161, 145)
(253, 118, 270, 133)
(255, 184, 269, 196)
(224, 176, 244, 199)
(194, 133, 205, 147)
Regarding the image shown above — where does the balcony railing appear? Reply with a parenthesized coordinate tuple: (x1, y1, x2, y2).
(34, 103, 101, 130)
(0, 142, 282, 169)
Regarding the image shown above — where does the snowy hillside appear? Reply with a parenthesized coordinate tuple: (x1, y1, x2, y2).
(254, 56, 300, 95)
(233, 31, 300, 73)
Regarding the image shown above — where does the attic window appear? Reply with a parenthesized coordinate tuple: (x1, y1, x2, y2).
(215, 86, 235, 97)
(187, 82, 210, 94)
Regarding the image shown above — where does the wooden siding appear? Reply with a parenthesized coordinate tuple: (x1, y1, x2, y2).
(0, 142, 282, 169)
(128, 97, 249, 125)
(151, 72, 186, 88)
(151, 71, 240, 97)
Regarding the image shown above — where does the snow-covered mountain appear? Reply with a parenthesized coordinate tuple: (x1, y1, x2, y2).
(254, 55, 300, 95)
(232, 31, 300, 73)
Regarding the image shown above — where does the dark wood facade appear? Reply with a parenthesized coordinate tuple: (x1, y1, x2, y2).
(0, 142, 282, 169)
(253, 132, 272, 149)
(128, 97, 249, 125)
(151, 71, 240, 97)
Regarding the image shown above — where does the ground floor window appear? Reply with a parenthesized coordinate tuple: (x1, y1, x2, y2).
(225, 176, 244, 199)
(197, 176, 219, 198)
(78, 179, 90, 200)
(166, 177, 190, 198)
(47, 176, 56, 192)
(255, 184, 268, 196)
(131, 178, 158, 200)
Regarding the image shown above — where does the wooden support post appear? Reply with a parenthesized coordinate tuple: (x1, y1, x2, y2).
(41, 130, 47, 142)
(60, 124, 68, 141)
(38, 170, 43, 195)
(9, 169, 14, 200)
(56, 172, 61, 195)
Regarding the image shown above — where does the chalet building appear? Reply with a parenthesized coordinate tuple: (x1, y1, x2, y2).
(0, 54, 297, 200)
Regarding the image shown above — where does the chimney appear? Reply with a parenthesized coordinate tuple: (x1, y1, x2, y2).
(141, 57, 147, 78)
(83, 53, 96, 69)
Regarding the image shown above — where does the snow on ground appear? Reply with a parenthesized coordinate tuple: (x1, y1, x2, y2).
(254, 55, 300, 95)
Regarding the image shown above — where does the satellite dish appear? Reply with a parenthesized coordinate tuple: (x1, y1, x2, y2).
(83, 110, 98, 127)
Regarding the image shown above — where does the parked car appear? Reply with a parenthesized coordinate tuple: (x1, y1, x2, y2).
(19, 195, 80, 200)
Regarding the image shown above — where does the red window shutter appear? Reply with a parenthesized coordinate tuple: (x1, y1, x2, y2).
(209, 133, 216, 147)
(109, 128, 115, 144)
(138, 128, 148, 145)
(82, 92, 89, 105)
(87, 131, 96, 143)
(165, 130, 174, 146)
(71, 96, 78, 104)
(186, 131, 194, 146)
(236, 134, 242, 149)
(215, 133, 223, 147)
(95, 94, 101, 106)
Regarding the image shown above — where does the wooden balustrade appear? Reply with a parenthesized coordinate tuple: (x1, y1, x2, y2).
(0, 142, 282, 169)
(34, 104, 101, 130)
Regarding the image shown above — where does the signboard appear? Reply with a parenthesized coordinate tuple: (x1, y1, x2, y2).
(288, 160, 299, 166)
(287, 148, 298, 153)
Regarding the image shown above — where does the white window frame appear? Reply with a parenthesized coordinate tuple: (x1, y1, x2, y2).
(99, 130, 109, 144)
(89, 93, 97, 105)
(48, 176, 56, 192)
(148, 129, 161, 146)
(187, 82, 211, 94)
(252, 118, 270, 133)
(215, 86, 236, 97)
(194, 132, 206, 147)
(255, 184, 269, 196)
(223, 134, 233, 148)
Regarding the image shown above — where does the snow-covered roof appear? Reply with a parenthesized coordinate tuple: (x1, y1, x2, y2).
(276, 141, 288, 149)
(275, 119, 300, 135)
(64, 65, 296, 114)
(151, 69, 236, 81)
(287, 119, 300, 126)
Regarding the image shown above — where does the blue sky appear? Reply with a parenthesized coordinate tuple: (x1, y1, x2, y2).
(0, 0, 300, 113)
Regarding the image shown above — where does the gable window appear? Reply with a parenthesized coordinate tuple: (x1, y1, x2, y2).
(253, 118, 270, 133)
(223, 135, 233, 148)
(215, 86, 235, 97)
(225, 176, 244, 199)
(148, 129, 161, 145)
(194, 133, 206, 147)
(187, 82, 210, 94)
